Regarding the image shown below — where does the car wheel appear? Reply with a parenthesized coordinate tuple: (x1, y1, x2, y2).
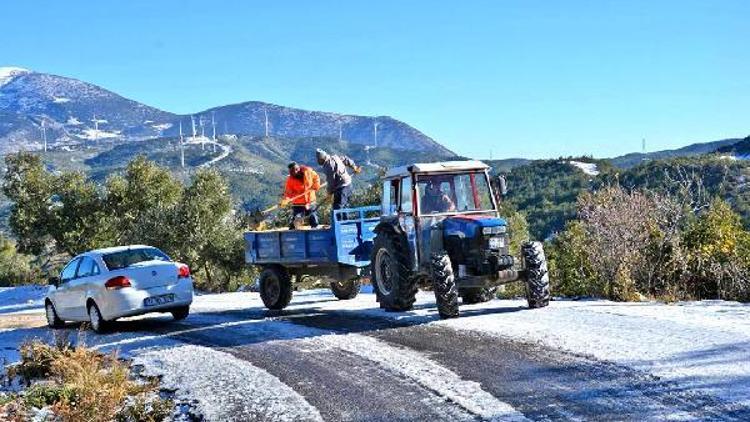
(87, 302, 109, 333)
(45, 301, 64, 329)
(171, 306, 190, 320)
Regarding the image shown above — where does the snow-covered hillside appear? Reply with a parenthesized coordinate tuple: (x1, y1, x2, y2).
(0, 67, 451, 155)
(568, 160, 600, 176)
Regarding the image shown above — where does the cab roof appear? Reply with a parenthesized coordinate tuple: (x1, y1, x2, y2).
(384, 160, 490, 179)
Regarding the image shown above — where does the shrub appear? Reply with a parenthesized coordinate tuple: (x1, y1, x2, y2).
(4, 340, 172, 422)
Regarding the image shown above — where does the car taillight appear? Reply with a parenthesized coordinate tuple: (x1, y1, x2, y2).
(178, 264, 191, 278)
(105, 276, 131, 290)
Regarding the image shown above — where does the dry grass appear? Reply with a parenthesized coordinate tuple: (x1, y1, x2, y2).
(1, 339, 172, 422)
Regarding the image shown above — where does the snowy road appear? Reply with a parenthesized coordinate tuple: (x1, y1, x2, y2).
(2, 287, 749, 421)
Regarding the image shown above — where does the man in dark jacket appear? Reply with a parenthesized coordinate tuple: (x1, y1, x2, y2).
(315, 149, 362, 209)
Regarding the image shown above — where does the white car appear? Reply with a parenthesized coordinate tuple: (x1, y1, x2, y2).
(45, 245, 194, 333)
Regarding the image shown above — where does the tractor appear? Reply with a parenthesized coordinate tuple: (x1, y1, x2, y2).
(370, 160, 550, 318)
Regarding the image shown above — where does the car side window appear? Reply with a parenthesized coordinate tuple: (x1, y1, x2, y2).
(60, 258, 81, 283)
(76, 257, 98, 278)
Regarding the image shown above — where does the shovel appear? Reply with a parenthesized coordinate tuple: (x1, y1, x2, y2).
(247, 182, 328, 230)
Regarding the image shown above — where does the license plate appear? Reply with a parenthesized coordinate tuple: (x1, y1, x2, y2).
(489, 237, 505, 250)
(144, 294, 175, 307)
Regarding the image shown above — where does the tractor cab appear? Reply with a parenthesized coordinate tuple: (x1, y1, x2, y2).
(371, 160, 550, 318)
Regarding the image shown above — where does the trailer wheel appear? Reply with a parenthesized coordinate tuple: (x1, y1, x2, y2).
(371, 230, 417, 311)
(330, 278, 361, 300)
(522, 242, 551, 308)
(459, 287, 497, 304)
(431, 252, 459, 318)
(259, 265, 293, 310)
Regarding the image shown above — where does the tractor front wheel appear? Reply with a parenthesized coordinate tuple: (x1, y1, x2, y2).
(522, 242, 551, 308)
(431, 252, 459, 318)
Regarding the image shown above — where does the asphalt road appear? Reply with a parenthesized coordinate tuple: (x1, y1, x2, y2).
(4, 291, 749, 421)
(103, 304, 746, 421)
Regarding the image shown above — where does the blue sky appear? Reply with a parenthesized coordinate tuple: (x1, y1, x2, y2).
(3, 0, 749, 159)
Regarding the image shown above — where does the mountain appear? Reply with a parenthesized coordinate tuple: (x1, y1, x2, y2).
(0, 67, 452, 156)
(715, 136, 750, 158)
(610, 137, 745, 168)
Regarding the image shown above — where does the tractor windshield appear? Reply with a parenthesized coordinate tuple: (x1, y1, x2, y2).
(416, 172, 495, 215)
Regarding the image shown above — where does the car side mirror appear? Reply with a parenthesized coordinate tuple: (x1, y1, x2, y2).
(48, 276, 60, 287)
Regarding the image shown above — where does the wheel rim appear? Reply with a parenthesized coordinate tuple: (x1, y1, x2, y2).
(89, 306, 100, 331)
(46, 303, 55, 325)
(264, 274, 281, 304)
(375, 249, 395, 296)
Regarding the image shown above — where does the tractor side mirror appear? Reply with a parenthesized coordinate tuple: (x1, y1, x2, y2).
(48, 276, 60, 287)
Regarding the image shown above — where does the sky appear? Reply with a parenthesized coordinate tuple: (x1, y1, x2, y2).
(2, 0, 749, 159)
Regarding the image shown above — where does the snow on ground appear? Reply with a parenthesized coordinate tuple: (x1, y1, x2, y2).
(134, 344, 323, 422)
(568, 160, 600, 176)
(305, 332, 528, 421)
(0, 285, 46, 314)
(79, 128, 120, 140)
(0, 66, 30, 87)
(1, 286, 749, 413)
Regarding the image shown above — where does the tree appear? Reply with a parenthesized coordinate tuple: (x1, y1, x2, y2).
(105, 156, 183, 249)
(47, 172, 113, 256)
(2, 153, 54, 255)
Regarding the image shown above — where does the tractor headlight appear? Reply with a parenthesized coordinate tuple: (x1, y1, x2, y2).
(482, 226, 507, 235)
(488, 236, 505, 250)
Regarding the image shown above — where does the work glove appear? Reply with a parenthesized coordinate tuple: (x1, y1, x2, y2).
(354, 166, 363, 174)
(279, 198, 290, 207)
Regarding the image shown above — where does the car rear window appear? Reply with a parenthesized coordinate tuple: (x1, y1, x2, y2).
(102, 247, 172, 270)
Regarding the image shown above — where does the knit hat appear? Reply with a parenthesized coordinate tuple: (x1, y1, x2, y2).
(315, 149, 329, 165)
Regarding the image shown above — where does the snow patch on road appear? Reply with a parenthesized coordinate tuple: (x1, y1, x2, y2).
(306, 333, 528, 422)
(134, 344, 323, 422)
(0, 285, 46, 314)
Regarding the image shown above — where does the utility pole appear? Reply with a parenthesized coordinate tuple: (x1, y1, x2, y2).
(179, 120, 185, 168)
(41, 120, 47, 152)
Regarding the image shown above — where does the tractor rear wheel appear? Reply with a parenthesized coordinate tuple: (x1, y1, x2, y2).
(259, 265, 293, 310)
(459, 287, 497, 304)
(522, 242, 551, 308)
(330, 278, 362, 300)
(371, 230, 417, 311)
(431, 252, 459, 318)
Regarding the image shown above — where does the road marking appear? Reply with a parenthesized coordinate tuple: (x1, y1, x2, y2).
(301, 332, 529, 422)
(135, 344, 323, 422)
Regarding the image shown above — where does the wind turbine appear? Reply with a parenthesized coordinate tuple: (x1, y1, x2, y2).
(211, 112, 217, 152)
(199, 116, 206, 150)
(264, 107, 270, 138)
(92, 114, 100, 141)
(373, 121, 379, 147)
(179, 120, 185, 168)
(41, 119, 47, 152)
(191, 115, 197, 139)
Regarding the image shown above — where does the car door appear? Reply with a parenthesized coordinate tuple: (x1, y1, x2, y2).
(67, 256, 99, 319)
(54, 257, 82, 319)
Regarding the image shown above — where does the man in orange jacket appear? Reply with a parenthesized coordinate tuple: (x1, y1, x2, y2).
(281, 162, 321, 229)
